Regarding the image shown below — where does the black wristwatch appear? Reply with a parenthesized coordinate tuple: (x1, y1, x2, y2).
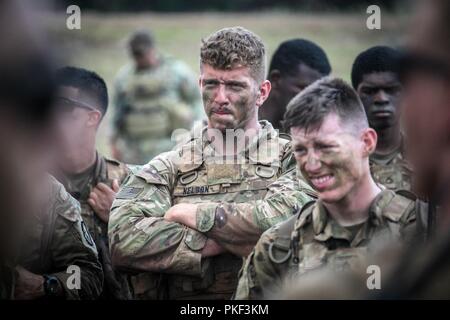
(43, 275, 60, 297)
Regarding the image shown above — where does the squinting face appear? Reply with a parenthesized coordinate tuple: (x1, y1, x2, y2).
(291, 114, 368, 203)
(357, 72, 402, 130)
(200, 64, 263, 132)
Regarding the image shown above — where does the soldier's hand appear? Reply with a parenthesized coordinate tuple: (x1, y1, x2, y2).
(164, 203, 198, 229)
(88, 179, 120, 223)
(14, 266, 45, 300)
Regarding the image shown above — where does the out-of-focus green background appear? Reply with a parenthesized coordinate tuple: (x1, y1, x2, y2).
(45, 11, 408, 156)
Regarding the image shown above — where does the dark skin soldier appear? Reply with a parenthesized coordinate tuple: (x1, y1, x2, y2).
(352, 46, 412, 190)
(259, 39, 331, 132)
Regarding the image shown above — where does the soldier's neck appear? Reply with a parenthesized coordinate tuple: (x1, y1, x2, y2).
(65, 148, 97, 175)
(374, 124, 402, 156)
(325, 173, 382, 227)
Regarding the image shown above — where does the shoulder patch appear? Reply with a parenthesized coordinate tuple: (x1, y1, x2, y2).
(135, 165, 168, 185)
(116, 186, 144, 199)
(76, 219, 97, 254)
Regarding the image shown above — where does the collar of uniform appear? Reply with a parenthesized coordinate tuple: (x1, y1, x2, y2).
(61, 151, 107, 200)
(187, 120, 278, 164)
(348, 189, 396, 246)
(312, 200, 355, 243)
(246, 120, 280, 165)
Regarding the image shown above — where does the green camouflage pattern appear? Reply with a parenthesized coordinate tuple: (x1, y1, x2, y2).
(112, 55, 203, 165)
(58, 154, 132, 299)
(370, 147, 413, 191)
(18, 175, 103, 299)
(235, 189, 420, 300)
(108, 121, 315, 299)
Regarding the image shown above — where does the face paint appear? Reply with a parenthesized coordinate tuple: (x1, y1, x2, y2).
(201, 64, 260, 132)
(291, 114, 365, 203)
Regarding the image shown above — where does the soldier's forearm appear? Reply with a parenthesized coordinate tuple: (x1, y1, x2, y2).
(109, 206, 208, 276)
(195, 199, 300, 256)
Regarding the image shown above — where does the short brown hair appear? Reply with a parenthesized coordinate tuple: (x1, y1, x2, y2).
(283, 77, 368, 134)
(200, 26, 266, 82)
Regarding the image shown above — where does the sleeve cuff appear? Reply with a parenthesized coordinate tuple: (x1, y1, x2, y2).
(196, 203, 218, 233)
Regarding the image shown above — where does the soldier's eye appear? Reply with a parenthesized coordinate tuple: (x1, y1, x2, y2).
(227, 83, 245, 92)
(204, 80, 219, 88)
(294, 147, 307, 156)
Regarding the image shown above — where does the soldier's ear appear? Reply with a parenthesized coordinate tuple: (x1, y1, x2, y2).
(361, 128, 377, 156)
(256, 80, 271, 107)
(86, 110, 102, 128)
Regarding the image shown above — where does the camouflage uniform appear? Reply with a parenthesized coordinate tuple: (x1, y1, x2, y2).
(112, 55, 203, 165)
(370, 144, 413, 191)
(235, 189, 422, 300)
(108, 121, 315, 299)
(57, 153, 132, 299)
(18, 175, 103, 299)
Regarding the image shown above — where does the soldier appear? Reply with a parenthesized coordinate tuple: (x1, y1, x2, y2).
(108, 26, 315, 300)
(235, 77, 422, 300)
(370, 0, 450, 299)
(0, 0, 58, 299)
(352, 46, 412, 190)
(110, 30, 203, 165)
(52, 66, 131, 299)
(14, 176, 103, 300)
(259, 39, 331, 132)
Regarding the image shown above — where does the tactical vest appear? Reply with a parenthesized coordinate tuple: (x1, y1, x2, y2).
(120, 63, 183, 139)
(267, 190, 427, 280)
(132, 132, 292, 299)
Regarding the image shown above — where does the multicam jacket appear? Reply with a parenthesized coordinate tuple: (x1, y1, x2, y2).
(58, 153, 131, 299)
(235, 189, 423, 300)
(108, 121, 315, 299)
(370, 145, 413, 191)
(19, 175, 103, 299)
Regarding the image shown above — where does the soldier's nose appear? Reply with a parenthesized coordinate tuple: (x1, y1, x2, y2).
(214, 85, 229, 104)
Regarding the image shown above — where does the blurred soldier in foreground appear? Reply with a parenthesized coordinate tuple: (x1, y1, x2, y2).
(259, 39, 331, 131)
(235, 77, 422, 300)
(52, 66, 131, 299)
(372, 0, 450, 298)
(110, 30, 203, 165)
(15, 176, 103, 300)
(352, 46, 412, 190)
(0, 1, 104, 299)
(0, 0, 58, 299)
(108, 27, 315, 300)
